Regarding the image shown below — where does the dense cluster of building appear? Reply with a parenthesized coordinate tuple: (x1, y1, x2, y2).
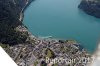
(5, 29, 91, 66)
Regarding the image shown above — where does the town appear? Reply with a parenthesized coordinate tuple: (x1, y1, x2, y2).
(4, 26, 92, 66)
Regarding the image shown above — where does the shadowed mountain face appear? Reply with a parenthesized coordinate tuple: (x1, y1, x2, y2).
(79, 0, 100, 18)
(0, 0, 21, 27)
(0, 0, 32, 45)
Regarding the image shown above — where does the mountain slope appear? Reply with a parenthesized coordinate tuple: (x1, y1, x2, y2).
(0, 0, 33, 45)
(79, 0, 100, 18)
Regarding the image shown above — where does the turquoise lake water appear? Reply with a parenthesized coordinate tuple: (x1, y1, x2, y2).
(23, 0, 100, 53)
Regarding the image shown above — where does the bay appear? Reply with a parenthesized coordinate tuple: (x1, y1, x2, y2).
(23, 0, 100, 53)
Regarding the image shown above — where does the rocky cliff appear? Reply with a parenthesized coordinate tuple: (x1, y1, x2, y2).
(79, 0, 100, 18)
(0, 0, 33, 45)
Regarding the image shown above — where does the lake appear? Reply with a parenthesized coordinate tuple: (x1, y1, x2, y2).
(23, 0, 100, 53)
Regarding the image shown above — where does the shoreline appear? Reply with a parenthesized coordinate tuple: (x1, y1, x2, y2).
(5, 0, 93, 65)
(19, 0, 34, 22)
(18, 0, 92, 54)
(0, 0, 94, 66)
